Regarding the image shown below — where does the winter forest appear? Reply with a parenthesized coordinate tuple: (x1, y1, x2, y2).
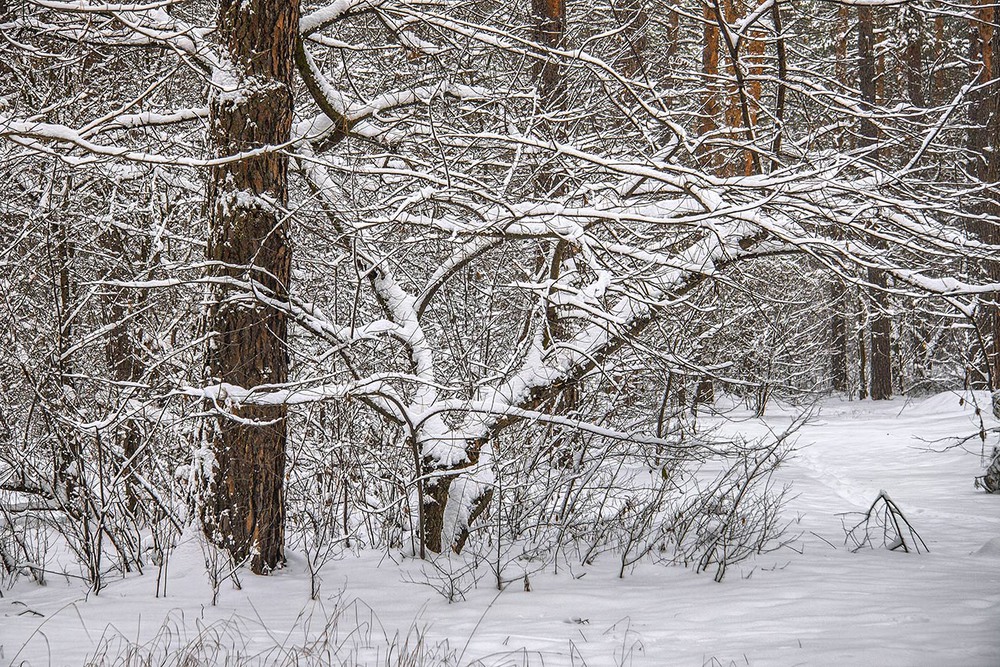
(0, 0, 998, 663)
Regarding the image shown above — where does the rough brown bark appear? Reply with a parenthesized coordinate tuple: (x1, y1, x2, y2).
(700, 3, 721, 141)
(858, 6, 878, 150)
(202, 0, 299, 574)
(828, 5, 850, 393)
(770, 0, 787, 165)
(902, 10, 924, 107)
(867, 268, 893, 400)
(665, 1, 680, 65)
(835, 6, 849, 96)
(532, 0, 567, 194)
(532, 0, 566, 109)
(858, 5, 892, 400)
(933, 15, 945, 100)
(980, 5, 1000, 388)
(858, 311, 868, 400)
(966, 1, 999, 389)
(968, 0, 994, 180)
(741, 0, 766, 175)
(711, 0, 762, 175)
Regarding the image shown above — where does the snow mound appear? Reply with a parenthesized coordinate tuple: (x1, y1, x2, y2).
(972, 536, 1000, 558)
(908, 391, 992, 416)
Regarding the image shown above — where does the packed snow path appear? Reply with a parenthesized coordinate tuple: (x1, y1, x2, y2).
(3, 394, 999, 666)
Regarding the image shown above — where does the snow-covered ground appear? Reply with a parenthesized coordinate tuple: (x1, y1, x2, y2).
(3, 393, 999, 666)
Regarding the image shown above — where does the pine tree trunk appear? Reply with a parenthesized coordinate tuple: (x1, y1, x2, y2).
(984, 12, 1000, 389)
(701, 2, 721, 142)
(614, 0, 648, 77)
(858, 314, 869, 400)
(932, 16, 945, 102)
(202, 0, 299, 574)
(868, 268, 893, 400)
(970, 0, 1000, 389)
(532, 0, 566, 109)
(829, 5, 850, 393)
(532, 0, 567, 194)
(858, 5, 893, 399)
(102, 225, 145, 514)
(904, 25, 924, 107)
(831, 282, 848, 392)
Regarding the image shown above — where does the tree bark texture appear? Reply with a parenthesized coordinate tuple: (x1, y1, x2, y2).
(867, 268, 893, 400)
(984, 36, 1000, 391)
(202, 0, 299, 574)
(969, 0, 1000, 389)
(532, 0, 567, 194)
(828, 5, 849, 392)
(858, 5, 892, 399)
(700, 2, 721, 141)
(533, 0, 566, 109)
(901, 7, 924, 107)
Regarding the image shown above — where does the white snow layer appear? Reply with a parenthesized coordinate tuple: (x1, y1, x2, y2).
(3, 393, 999, 666)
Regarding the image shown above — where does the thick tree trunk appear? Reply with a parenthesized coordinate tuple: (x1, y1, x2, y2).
(829, 6, 850, 393)
(532, 0, 566, 98)
(858, 6, 878, 150)
(933, 15, 945, 101)
(868, 268, 893, 400)
(700, 2, 720, 141)
(535, 0, 577, 468)
(858, 314, 868, 400)
(711, 0, 763, 175)
(201, 0, 299, 574)
(968, 0, 994, 180)
(969, 0, 1000, 389)
(741, 0, 766, 175)
(769, 0, 787, 165)
(858, 5, 893, 399)
(902, 10, 924, 107)
(665, 1, 680, 66)
(532, 0, 567, 194)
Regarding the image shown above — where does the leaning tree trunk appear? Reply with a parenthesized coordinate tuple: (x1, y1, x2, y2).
(421, 0, 572, 555)
(858, 4, 893, 400)
(201, 0, 299, 574)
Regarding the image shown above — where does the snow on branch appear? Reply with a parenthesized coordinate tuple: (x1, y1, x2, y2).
(294, 38, 487, 147)
(300, 0, 382, 36)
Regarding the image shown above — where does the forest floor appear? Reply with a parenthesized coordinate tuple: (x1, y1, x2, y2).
(3, 392, 999, 666)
